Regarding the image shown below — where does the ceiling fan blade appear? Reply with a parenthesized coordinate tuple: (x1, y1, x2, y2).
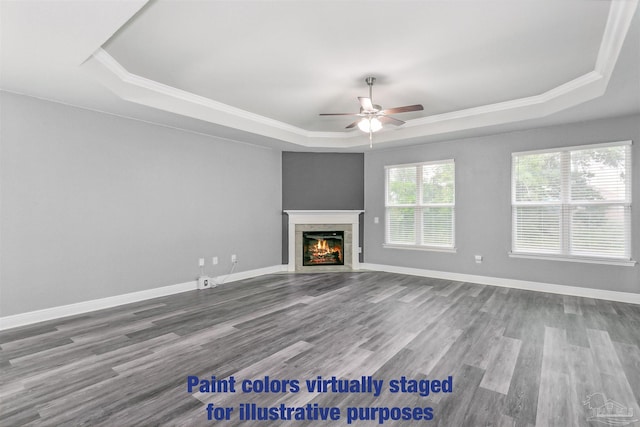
(358, 97, 374, 111)
(345, 121, 360, 129)
(379, 116, 405, 126)
(319, 112, 360, 116)
(380, 104, 424, 115)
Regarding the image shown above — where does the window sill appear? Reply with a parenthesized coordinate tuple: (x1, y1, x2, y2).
(509, 252, 636, 267)
(384, 244, 457, 253)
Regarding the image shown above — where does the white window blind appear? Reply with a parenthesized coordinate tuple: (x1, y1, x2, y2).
(512, 141, 632, 261)
(385, 160, 455, 249)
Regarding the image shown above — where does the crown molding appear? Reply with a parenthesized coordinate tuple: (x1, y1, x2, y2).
(596, 0, 639, 81)
(82, 0, 638, 148)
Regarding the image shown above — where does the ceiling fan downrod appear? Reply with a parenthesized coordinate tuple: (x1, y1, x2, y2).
(365, 76, 375, 101)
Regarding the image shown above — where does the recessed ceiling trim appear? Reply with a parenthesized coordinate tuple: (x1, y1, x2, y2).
(406, 71, 604, 127)
(83, 0, 637, 148)
(85, 49, 324, 140)
(596, 0, 639, 81)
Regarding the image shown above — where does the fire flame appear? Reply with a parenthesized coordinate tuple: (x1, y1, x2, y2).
(306, 237, 342, 264)
(317, 239, 329, 252)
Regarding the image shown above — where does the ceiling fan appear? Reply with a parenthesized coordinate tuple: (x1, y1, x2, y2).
(319, 76, 424, 147)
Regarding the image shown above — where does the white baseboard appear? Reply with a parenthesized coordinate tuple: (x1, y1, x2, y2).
(360, 263, 640, 305)
(3, 263, 636, 331)
(0, 264, 287, 331)
(0, 280, 196, 331)
(214, 264, 288, 285)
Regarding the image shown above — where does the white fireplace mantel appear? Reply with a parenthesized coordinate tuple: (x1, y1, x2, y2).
(284, 210, 364, 272)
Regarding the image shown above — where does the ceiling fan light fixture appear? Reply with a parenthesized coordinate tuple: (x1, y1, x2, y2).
(358, 117, 382, 133)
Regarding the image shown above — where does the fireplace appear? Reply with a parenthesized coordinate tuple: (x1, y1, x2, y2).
(303, 231, 344, 266)
(284, 210, 363, 272)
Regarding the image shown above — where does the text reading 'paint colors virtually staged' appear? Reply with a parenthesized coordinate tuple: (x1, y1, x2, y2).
(187, 375, 454, 423)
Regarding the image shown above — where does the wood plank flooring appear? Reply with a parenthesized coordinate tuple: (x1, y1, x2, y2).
(1, 272, 639, 426)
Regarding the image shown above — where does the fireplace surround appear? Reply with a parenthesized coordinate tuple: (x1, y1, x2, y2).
(284, 210, 363, 272)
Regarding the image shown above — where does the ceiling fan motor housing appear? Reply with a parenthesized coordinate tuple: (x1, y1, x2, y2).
(360, 105, 383, 114)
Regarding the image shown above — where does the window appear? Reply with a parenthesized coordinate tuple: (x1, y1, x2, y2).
(511, 141, 632, 263)
(385, 159, 455, 250)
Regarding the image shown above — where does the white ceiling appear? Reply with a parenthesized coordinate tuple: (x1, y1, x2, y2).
(1, 0, 639, 151)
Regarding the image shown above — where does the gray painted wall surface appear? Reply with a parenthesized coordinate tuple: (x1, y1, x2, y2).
(282, 152, 364, 263)
(0, 92, 282, 316)
(364, 114, 640, 294)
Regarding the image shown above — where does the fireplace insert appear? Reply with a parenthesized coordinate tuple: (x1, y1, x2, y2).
(302, 231, 344, 266)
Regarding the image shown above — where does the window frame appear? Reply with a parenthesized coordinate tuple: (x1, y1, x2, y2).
(510, 140, 634, 266)
(384, 159, 456, 252)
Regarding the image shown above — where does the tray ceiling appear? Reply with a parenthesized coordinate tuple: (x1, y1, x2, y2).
(2, 0, 639, 150)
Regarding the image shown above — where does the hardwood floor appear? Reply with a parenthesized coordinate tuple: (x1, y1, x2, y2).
(1, 272, 639, 426)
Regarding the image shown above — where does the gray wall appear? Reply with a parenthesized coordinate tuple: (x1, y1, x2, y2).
(364, 114, 640, 294)
(282, 152, 364, 263)
(0, 92, 282, 316)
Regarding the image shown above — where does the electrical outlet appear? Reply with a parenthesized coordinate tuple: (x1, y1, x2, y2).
(198, 258, 205, 267)
(198, 276, 212, 289)
(374, 217, 379, 224)
(475, 255, 483, 264)
(212, 257, 218, 265)
(231, 254, 237, 263)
